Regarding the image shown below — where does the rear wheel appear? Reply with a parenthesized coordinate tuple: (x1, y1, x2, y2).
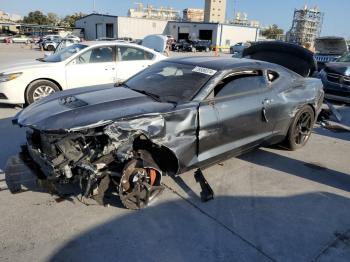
(118, 159, 163, 210)
(26, 80, 60, 104)
(286, 105, 314, 150)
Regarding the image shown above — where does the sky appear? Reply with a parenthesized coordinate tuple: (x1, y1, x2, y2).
(1, 0, 349, 38)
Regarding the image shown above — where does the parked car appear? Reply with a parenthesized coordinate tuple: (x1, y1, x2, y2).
(11, 52, 324, 209)
(53, 38, 81, 53)
(11, 35, 32, 44)
(43, 38, 62, 51)
(65, 34, 80, 42)
(0, 34, 11, 42)
(192, 40, 211, 52)
(0, 41, 166, 105)
(171, 39, 194, 52)
(39, 35, 62, 49)
(314, 36, 348, 71)
(230, 42, 252, 57)
(97, 37, 118, 41)
(319, 51, 350, 103)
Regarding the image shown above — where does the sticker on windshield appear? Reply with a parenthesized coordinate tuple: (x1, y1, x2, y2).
(192, 66, 217, 76)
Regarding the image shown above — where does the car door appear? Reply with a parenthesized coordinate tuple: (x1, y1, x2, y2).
(65, 45, 117, 89)
(115, 46, 154, 82)
(198, 69, 277, 162)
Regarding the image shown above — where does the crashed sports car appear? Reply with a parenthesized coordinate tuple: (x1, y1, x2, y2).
(11, 56, 324, 209)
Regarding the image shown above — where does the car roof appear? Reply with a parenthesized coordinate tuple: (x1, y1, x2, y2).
(80, 41, 150, 49)
(79, 41, 161, 55)
(166, 56, 272, 71)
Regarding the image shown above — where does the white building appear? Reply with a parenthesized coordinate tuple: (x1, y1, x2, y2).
(167, 21, 259, 47)
(75, 14, 168, 40)
(75, 14, 259, 47)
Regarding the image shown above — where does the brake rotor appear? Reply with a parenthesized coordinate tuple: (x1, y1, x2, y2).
(118, 159, 164, 210)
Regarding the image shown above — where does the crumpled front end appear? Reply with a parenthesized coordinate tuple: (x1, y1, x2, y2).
(17, 113, 193, 208)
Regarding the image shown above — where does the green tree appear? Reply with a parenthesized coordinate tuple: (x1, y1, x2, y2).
(22, 11, 49, 25)
(47, 12, 60, 25)
(61, 12, 86, 28)
(261, 24, 284, 39)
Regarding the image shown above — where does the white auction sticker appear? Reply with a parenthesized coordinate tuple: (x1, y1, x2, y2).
(192, 66, 217, 76)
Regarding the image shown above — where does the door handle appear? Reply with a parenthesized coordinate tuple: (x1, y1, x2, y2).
(262, 107, 268, 123)
(262, 98, 272, 105)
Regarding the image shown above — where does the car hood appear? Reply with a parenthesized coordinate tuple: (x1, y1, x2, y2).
(15, 84, 175, 132)
(0, 60, 58, 74)
(324, 62, 350, 76)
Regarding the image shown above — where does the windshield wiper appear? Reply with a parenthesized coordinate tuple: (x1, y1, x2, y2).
(129, 88, 161, 102)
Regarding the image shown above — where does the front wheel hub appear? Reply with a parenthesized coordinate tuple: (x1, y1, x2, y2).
(119, 159, 164, 210)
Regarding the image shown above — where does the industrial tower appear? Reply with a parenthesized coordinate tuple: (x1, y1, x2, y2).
(287, 5, 324, 46)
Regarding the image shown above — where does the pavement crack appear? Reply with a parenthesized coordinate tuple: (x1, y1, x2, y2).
(311, 229, 350, 262)
(162, 182, 277, 262)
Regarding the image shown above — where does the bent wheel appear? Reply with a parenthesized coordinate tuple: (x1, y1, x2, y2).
(119, 159, 163, 210)
(286, 105, 314, 150)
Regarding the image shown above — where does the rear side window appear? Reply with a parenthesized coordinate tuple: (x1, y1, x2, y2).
(117, 46, 154, 61)
(267, 70, 279, 82)
(214, 70, 267, 97)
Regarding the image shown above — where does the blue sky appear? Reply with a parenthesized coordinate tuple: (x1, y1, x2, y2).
(1, 0, 349, 38)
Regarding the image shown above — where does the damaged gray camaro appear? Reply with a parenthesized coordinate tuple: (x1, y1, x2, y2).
(12, 57, 324, 209)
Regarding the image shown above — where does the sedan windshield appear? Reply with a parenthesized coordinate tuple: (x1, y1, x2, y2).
(337, 52, 350, 62)
(42, 44, 88, 62)
(124, 61, 216, 103)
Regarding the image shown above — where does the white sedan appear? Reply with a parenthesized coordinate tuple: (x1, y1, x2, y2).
(0, 41, 166, 104)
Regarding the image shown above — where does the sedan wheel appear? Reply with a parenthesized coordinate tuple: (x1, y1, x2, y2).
(286, 105, 314, 150)
(26, 80, 60, 104)
(47, 45, 55, 51)
(33, 85, 56, 101)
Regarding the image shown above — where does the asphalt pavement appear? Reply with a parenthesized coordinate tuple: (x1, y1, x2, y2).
(0, 44, 350, 262)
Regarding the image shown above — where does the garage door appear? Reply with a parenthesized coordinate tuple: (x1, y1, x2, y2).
(96, 23, 103, 39)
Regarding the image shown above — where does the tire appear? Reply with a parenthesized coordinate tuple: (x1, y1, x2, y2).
(286, 105, 315, 150)
(47, 45, 55, 51)
(26, 80, 60, 104)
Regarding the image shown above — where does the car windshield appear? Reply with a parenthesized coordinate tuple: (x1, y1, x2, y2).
(124, 61, 216, 103)
(42, 44, 87, 62)
(337, 52, 350, 62)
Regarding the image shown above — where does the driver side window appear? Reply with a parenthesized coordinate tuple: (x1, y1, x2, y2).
(213, 70, 268, 98)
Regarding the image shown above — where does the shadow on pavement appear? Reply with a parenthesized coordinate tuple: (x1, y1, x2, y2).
(48, 192, 350, 262)
(0, 115, 26, 171)
(239, 148, 350, 192)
